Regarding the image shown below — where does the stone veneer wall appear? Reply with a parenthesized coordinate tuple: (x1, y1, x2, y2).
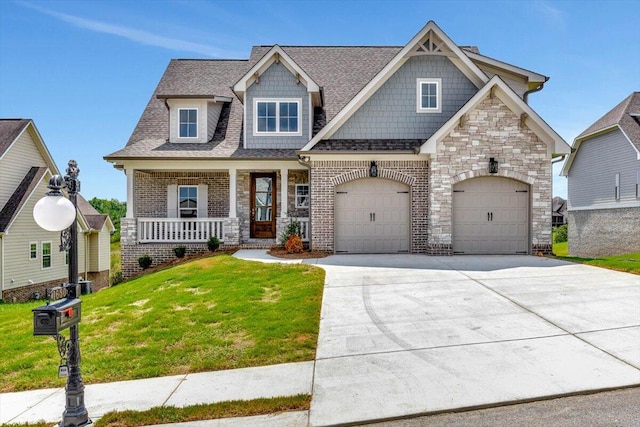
(310, 160, 429, 253)
(134, 171, 229, 217)
(429, 96, 553, 255)
(568, 207, 640, 257)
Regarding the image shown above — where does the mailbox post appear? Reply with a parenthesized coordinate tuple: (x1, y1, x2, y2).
(32, 160, 90, 427)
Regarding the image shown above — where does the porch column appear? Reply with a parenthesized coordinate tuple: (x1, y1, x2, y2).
(229, 168, 237, 217)
(281, 168, 288, 218)
(125, 168, 135, 218)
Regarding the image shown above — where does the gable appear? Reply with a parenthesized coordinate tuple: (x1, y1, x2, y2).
(330, 55, 477, 140)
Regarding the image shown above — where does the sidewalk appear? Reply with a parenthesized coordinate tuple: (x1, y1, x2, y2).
(0, 361, 313, 425)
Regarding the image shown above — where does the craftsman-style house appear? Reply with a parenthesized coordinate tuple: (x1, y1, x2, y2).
(105, 21, 570, 277)
(1, 119, 113, 301)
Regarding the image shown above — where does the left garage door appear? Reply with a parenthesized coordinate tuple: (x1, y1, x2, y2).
(334, 179, 410, 253)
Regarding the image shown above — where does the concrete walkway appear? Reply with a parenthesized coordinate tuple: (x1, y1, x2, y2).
(2, 251, 638, 426)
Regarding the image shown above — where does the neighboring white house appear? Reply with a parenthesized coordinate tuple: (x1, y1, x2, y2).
(0, 119, 113, 302)
(105, 21, 571, 278)
(561, 92, 640, 257)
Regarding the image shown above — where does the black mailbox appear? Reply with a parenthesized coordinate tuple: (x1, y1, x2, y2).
(33, 298, 82, 336)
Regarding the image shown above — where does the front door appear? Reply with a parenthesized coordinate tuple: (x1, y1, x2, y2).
(250, 173, 277, 238)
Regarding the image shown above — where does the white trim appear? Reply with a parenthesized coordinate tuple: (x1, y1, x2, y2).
(233, 45, 320, 98)
(420, 75, 570, 158)
(0, 121, 61, 176)
(125, 168, 135, 218)
(41, 241, 52, 270)
(568, 200, 640, 211)
(416, 78, 442, 113)
(281, 168, 288, 218)
(178, 108, 198, 139)
(463, 50, 547, 83)
(229, 168, 237, 217)
(253, 98, 302, 136)
(300, 20, 489, 151)
(178, 185, 198, 218)
(29, 241, 38, 261)
(295, 184, 310, 208)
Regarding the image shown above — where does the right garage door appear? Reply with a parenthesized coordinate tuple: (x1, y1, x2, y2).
(452, 177, 529, 255)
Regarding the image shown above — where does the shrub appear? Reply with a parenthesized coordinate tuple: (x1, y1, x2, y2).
(285, 234, 304, 254)
(207, 236, 220, 251)
(553, 224, 568, 243)
(279, 217, 301, 246)
(173, 245, 187, 258)
(138, 255, 152, 270)
(110, 271, 124, 286)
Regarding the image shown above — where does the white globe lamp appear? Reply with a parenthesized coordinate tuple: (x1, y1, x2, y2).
(33, 176, 76, 232)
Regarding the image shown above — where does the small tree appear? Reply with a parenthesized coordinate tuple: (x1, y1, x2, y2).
(138, 255, 152, 270)
(279, 215, 301, 247)
(285, 234, 304, 254)
(553, 224, 568, 243)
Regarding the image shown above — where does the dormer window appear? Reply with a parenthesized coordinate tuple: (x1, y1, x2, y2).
(416, 78, 442, 113)
(254, 99, 301, 136)
(179, 109, 198, 138)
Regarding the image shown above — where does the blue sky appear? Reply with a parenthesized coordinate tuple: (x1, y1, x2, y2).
(1, 0, 638, 201)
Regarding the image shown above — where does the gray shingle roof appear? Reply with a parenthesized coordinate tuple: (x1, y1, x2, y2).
(76, 194, 109, 230)
(578, 92, 640, 152)
(0, 119, 30, 157)
(0, 166, 47, 232)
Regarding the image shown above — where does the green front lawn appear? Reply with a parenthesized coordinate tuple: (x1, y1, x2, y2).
(0, 255, 324, 392)
(553, 242, 640, 274)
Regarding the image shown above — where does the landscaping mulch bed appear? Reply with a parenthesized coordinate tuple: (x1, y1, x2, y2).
(268, 247, 331, 259)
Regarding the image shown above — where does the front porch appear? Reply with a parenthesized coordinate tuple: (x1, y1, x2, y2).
(119, 163, 309, 278)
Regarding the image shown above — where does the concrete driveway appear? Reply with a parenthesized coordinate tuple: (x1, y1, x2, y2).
(307, 255, 640, 426)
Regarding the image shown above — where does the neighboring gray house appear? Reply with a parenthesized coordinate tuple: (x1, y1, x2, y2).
(552, 196, 567, 227)
(0, 119, 113, 302)
(561, 92, 640, 257)
(105, 21, 570, 278)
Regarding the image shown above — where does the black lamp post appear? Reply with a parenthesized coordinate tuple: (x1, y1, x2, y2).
(33, 160, 91, 427)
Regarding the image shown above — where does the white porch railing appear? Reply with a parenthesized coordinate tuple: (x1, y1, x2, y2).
(138, 218, 225, 243)
(298, 217, 309, 242)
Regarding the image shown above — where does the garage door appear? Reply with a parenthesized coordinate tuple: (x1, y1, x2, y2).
(335, 179, 410, 253)
(452, 177, 529, 254)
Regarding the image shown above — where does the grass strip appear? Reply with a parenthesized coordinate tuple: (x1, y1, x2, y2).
(552, 244, 640, 275)
(94, 394, 311, 427)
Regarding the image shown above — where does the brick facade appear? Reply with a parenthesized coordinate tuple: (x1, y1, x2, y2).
(429, 96, 552, 254)
(310, 160, 429, 253)
(568, 207, 640, 257)
(2, 271, 109, 303)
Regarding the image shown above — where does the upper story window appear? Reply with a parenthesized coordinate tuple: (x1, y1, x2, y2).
(254, 99, 301, 135)
(179, 109, 198, 138)
(179, 186, 198, 218)
(416, 78, 442, 113)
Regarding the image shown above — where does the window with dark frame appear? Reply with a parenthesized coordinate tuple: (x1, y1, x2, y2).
(29, 242, 37, 260)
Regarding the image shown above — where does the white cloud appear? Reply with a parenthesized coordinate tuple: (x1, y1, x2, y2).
(534, 1, 565, 28)
(18, 1, 227, 57)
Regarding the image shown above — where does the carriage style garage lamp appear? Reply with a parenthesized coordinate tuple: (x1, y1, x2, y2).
(489, 157, 499, 174)
(32, 160, 91, 427)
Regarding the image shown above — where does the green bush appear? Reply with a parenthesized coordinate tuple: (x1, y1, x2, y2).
(138, 255, 152, 270)
(207, 236, 220, 251)
(110, 271, 124, 286)
(173, 245, 187, 258)
(553, 224, 568, 243)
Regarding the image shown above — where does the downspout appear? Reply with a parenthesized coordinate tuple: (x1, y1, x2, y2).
(552, 154, 567, 164)
(163, 98, 171, 142)
(297, 155, 312, 250)
(523, 78, 547, 104)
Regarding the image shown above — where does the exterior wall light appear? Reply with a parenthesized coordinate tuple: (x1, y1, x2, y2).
(369, 161, 378, 177)
(489, 157, 499, 174)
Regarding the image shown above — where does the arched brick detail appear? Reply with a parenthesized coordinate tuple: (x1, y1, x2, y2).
(450, 170, 536, 186)
(331, 168, 416, 186)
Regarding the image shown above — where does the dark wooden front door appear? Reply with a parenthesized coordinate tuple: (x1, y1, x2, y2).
(250, 173, 277, 238)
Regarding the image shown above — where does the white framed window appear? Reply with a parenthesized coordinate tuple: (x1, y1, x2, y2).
(254, 98, 302, 135)
(42, 241, 52, 269)
(179, 109, 198, 138)
(29, 242, 38, 260)
(615, 173, 620, 200)
(295, 184, 309, 208)
(179, 186, 198, 218)
(416, 78, 442, 113)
